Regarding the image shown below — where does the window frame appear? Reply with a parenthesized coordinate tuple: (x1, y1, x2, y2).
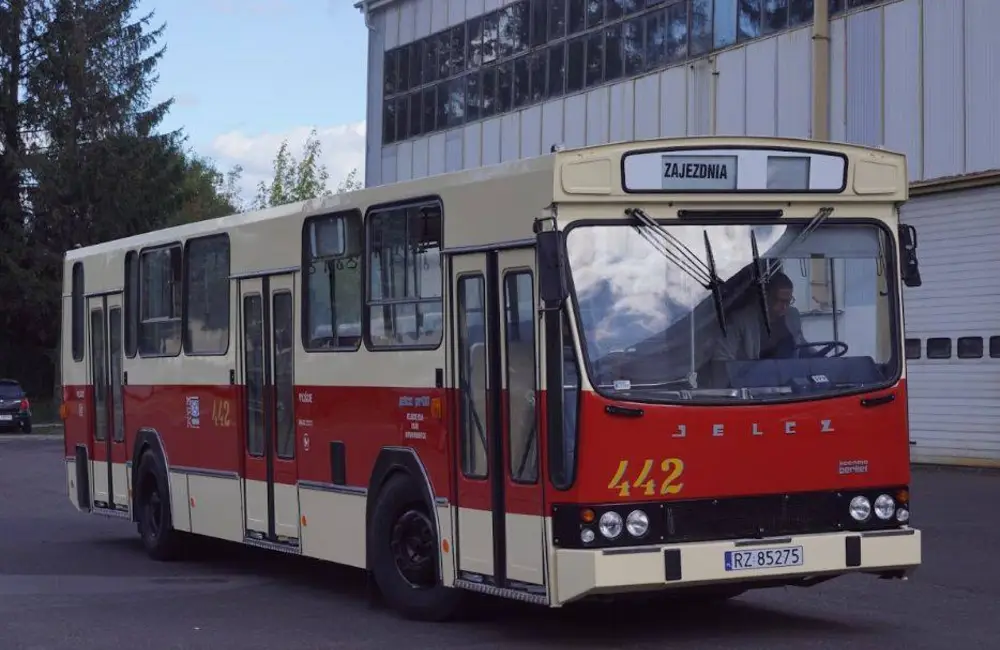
(71, 261, 85, 362)
(301, 209, 365, 353)
(182, 233, 232, 357)
(137, 241, 184, 359)
(124, 251, 139, 358)
(363, 197, 445, 352)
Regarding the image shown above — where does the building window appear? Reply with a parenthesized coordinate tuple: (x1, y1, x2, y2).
(139, 244, 182, 357)
(925, 337, 951, 360)
(302, 210, 364, 351)
(990, 336, 1000, 359)
(366, 200, 443, 349)
(957, 336, 983, 359)
(904, 338, 920, 360)
(183, 234, 230, 356)
(380, 0, 884, 145)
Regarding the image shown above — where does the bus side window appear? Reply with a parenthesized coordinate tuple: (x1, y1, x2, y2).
(504, 271, 538, 484)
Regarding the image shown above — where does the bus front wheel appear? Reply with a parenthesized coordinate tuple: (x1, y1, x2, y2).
(369, 474, 462, 621)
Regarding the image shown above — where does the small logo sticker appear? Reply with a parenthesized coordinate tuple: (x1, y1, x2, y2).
(838, 459, 869, 475)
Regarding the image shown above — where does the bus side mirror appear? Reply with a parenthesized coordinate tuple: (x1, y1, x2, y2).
(536, 228, 568, 305)
(898, 223, 921, 288)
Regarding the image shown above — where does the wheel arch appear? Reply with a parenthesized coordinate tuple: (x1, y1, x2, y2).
(365, 446, 446, 575)
(129, 428, 172, 523)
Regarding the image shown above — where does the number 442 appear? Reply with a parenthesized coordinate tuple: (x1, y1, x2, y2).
(607, 458, 685, 497)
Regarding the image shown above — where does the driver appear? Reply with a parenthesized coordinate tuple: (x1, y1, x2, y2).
(713, 271, 807, 361)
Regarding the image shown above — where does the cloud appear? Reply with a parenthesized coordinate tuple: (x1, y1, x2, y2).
(207, 121, 366, 202)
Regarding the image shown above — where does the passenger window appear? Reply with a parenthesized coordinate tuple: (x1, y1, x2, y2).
(303, 211, 363, 351)
(139, 245, 182, 357)
(904, 338, 921, 360)
(957, 336, 983, 359)
(925, 337, 951, 359)
(457, 274, 488, 479)
(243, 294, 265, 457)
(71, 262, 85, 362)
(505, 271, 537, 484)
(109, 307, 124, 443)
(273, 292, 295, 459)
(367, 201, 443, 348)
(90, 309, 107, 442)
(184, 235, 230, 355)
(124, 252, 139, 357)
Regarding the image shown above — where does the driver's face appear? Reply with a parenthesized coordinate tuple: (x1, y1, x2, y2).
(769, 287, 794, 318)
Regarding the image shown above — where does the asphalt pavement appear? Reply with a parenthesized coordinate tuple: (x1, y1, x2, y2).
(1, 433, 998, 650)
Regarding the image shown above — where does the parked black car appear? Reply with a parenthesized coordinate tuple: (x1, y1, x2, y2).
(0, 379, 32, 433)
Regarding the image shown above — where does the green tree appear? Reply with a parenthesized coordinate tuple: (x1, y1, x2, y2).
(254, 128, 332, 209)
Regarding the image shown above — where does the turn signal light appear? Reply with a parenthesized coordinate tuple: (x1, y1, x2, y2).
(580, 508, 595, 523)
(896, 489, 909, 504)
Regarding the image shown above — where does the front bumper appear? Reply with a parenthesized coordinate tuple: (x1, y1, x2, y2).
(553, 527, 920, 605)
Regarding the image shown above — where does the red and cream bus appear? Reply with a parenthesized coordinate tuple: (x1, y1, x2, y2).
(61, 136, 923, 620)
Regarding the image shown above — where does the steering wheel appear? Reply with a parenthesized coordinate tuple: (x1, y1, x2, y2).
(794, 341, 849, 358)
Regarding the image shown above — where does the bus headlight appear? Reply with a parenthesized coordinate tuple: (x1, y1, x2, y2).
(598, 511, 623, 539)
(873, 494, 895, 520)
(849, 496, 871, 521)
(625, 509, 649, 537)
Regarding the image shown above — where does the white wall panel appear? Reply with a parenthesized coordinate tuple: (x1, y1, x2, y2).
(482, 117, 502, 164)
(659, 67, 686, 137)
(396, 141, 413, 182)
(922, 0, 965, 180)
(366, 11, 386, 188)
(634, 74, 659, 139)
(776, 28, 811, 139)
(744, 38, 776, 136)
(883, 0, 922, 181)
(412, 138, 430, 178)
(687, 61, 711, 136)
(463, 122, 482, 169)
(447, 0, 466, 26)
(465, 0, 485, 22)
(564, 95, 587, 147)
(586, 87, 610, 145)
(829, 17, 847, 142)
(964, 0, 1000, 174)
(715, 48, 746, 136)
(541, 99, 564, 151)
(399, 2, 416, 45)
(432, 0, 449, 32)
(384, 6, 399, 50)
(845, 8, 883, 147)
(428, 133, 446, 176)
(380, 145, 398, 185)
(445, 129, 464, 172)
(484, 0, 500, 12)
(520, 105, 542, 158)
(609, 81, 635, 144)
(501, 113, 520, 162)
(415, 0, 432, 38)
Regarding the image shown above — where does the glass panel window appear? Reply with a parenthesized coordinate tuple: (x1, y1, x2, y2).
(139, 245, 181, 357)
(714, 0, 738, 49)
(273, 292, 295, 459)
(243, 295, 265, 457)
(184, 235, 230, 355)
(505, 271, 538, 484)
(739, 0, 762, 41)
(303, 211, 363, 350)
(458, 274, 488, 479)
(690, 0, 713, 55)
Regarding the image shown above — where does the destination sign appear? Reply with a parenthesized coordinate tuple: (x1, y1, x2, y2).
(661, 155, 738, 191)
(621, 147, 848, 193)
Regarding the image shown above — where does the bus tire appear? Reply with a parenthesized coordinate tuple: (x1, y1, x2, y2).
(369, 474, 461, 622)
(135, 449, 181, 562)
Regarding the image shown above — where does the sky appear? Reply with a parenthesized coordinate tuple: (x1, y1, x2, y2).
(138, 0, 369, 200)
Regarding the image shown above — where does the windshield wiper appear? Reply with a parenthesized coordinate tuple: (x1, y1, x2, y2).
(750, 230, 772, 336)
(625, 207, 727, 336)
(763, 206, 834, 281)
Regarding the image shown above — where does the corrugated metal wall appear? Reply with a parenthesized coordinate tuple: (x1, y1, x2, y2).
(367, 0, 1000, 189)
(902, 185, 1000, 465)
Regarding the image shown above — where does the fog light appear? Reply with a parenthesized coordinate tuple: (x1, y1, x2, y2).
(580, 528, 596, 543)
(849, 496, 871, 521)
(895, 507, 909, 523)
(625, 509, 649, 537)
(598, 511, 623, 539)
(874, 494, 895, 520)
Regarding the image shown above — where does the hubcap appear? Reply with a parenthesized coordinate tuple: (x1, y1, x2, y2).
(390, 508, 436, 588)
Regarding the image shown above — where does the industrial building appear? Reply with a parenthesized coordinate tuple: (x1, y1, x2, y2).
(356, 0, 1000, 466)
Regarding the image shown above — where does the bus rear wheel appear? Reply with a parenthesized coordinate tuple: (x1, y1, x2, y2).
(370, 474, 462, 621)
(136, 450, 181, 562)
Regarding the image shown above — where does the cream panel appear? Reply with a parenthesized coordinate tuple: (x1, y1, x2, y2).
(91, 460, 109, 506)
(438, 504, 456, 587)
(553, 530, 921, 605)
(505, 513, 545, 585)
(299, 487, 367, 568)
(111, 463, 129, 509)
(66, 460, 79, 510)
(188, 474, 244, 542)
(658, 66, 686, 137)
(244, 478, 269, 535)
(168, 471, 192, 533)
(274, 482, 301, 541)
(457, 507, 493, 576)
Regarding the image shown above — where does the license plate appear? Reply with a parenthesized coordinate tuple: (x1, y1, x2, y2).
(0, 414, 12, 421)
(724, 546, 804, 571)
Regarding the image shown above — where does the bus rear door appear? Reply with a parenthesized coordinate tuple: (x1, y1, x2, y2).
(449, 247, 547, 601)
(238, 273, 300, 550)
(86, 292, 127, 516)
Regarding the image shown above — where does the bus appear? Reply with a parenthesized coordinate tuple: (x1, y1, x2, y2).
(60, 136, 923, 621)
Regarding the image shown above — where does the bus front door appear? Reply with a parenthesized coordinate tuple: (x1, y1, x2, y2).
(239, 273, 301, 550)
(86, 293, 127, 516)
(450, 248, 547, 601)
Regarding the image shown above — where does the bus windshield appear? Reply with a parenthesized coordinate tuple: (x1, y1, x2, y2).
(565, 219, 900, 403)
